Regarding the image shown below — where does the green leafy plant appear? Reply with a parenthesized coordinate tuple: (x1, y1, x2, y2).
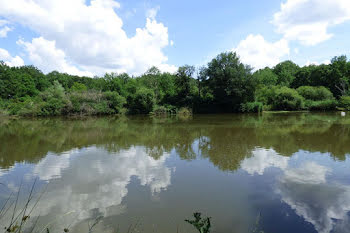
(185, 212, 211, 233)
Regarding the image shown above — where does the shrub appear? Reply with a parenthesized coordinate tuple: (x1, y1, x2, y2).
(152, 105, 168, 115)
(104, 91, 126, 113)
(7, 100, 25, 115)
(255, 86, 279, 106)
(306, 99, 338, 111)
(240, 102, 263, 113)
(272, 87, 304, 110)
(340, 96, 350, 110)
(38, 81, 67, 116)
(70, 82, 87, 92)
(67, 91, 125, 115)
(129, 87, 155, 114)
(152, 105, 177, 115)
(177, 107, 192, 115)
(0, 98, 6, 113)
(297, 86, 333, 101)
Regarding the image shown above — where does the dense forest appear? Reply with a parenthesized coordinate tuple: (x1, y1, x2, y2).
(0, 52, 350, 116)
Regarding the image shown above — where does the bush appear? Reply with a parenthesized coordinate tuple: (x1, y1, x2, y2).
(104, 91, 126, 113)
(0, 98, 6, 113)
(38, 81, 67, 116)
(255, 86, 279, 106)
(152, 106, 168, 115)
(272, 87, 304, 110)
(240, 102, 263, 113)
(306, 99, 338, 111)
(129, 87, 155, 114)
(177, 107, 192, 115)
(67, 91, 125, 115)
(297, 86, 333, 101)
(70, 82, 87, 92)
(340, 96, 350, 110)
(152, 105, 177, 115)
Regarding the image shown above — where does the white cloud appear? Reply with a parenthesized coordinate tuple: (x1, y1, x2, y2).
(0, 26, 11, 38)
(0, 0, 176, 76)
(283, 161, 330, 184)
(240, 148, 290, 175)
(272, 0, 350, 46)
(0, 48, 24, 66)
(234, 34, 289, 70)
(0, 19, 11, 37)
(0, 146, 173, 230)
(305, 59, 331, 66)
(277, 162, 350, 233)
(146, 6, 160, 20)
(18, 37, 93, 76)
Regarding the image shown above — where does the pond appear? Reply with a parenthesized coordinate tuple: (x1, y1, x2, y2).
(0, 113, 349, 233)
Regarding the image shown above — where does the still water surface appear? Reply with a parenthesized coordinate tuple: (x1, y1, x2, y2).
(0, 113, 350, 233)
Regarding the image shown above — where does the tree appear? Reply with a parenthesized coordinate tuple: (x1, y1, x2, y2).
(273, 60, 299, 87)
(253, 67, 278, 86)
(291, 65, 315, 88)
(204, 52, 255, 112)
(175, 65, 196, 106)
(330, 55, 349, 97)
(129, 87, 155, 114)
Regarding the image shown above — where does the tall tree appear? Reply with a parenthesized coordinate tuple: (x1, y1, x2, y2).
(175, 65, 196, 106)
(273, 60, 299, 87)
(205, 52, 255, 112)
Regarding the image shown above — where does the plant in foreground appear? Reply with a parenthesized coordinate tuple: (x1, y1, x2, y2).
(185, 212, 211, 233)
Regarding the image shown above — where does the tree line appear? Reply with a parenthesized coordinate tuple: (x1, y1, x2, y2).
(0, 52, 349, 116)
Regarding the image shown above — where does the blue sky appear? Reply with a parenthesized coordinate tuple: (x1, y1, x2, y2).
(0, 0, 349, 76)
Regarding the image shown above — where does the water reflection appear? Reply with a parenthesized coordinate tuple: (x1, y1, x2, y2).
(240, 148, 289, 175)
(0, 146, 172, 232)
(277, 162, 350, 233)
(0, 113, 349, 232)
(0, 113, 350, 170)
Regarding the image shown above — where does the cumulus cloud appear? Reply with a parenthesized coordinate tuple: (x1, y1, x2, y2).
(233, 34, 289, 70)
(0, 48, 24, 66)
(305, 59, 330, 66)
(0, 19, 11, 37)
(0, 0, 176, 76)
(277, 162, 350, 233)
(146, 6, 160, 20)
(240, 147, 290, 175)
(17, 37, 93, 76)
(0, 146, 173, 231)
(272, 0, 350, 45)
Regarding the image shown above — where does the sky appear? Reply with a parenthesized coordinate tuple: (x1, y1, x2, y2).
(0, 0, 349, 77)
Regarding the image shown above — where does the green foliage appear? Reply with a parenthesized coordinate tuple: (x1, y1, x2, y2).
(177, 107, 192, 115)
(253, 67, 278, 86)
(129, 87, 155, 114)
(39, 81, 67, 116)
(67, 91, 125, 115)
(204, 52, 256, 112)
(104, 91, 126, 113)
(0, 98, 5, 110)
(297, 86, 334, 101)
(151, 105, 177, 115)
(240, 102, 263, 113)
(272, 87, 304, 111)
(340, 96, 350, 110)
(175, 65, 197, 107)
(1, 52, 349, 116)
(255, 85, 279, 109)
(70, 82, 87, 92)
(185, 212, 211, 233)
(273, 60, 300, 86)
(305, 99, 338, 111)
